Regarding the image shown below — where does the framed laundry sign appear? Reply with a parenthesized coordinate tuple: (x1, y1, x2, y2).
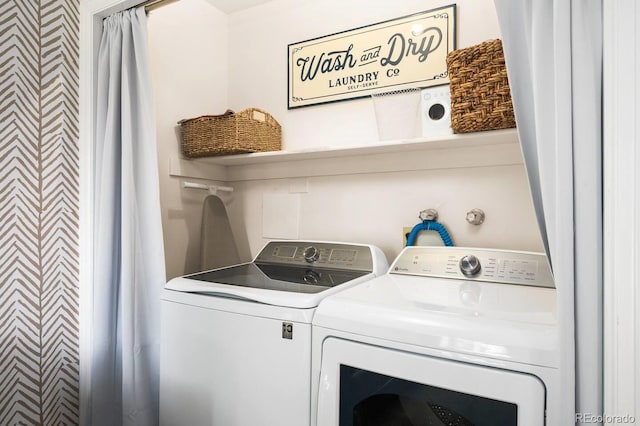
(287, 5, 456, 109)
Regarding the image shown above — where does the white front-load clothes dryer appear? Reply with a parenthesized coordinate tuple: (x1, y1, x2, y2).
(159, 241, 387, 426)
(311, 246, 565, 426)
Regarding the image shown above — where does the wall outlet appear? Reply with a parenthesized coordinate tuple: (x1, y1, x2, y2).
(403, 227, 413, 246)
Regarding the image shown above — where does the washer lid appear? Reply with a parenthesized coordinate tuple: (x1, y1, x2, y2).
(165, 241, 388, 309)
(183, 263, 368, 293)
(165, 267, 374, 309)
(313, 272, 559, 367)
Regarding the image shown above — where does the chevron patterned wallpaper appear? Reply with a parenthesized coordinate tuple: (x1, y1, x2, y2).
(0, 0, 80, 424)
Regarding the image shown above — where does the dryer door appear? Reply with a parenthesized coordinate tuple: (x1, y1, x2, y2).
(317, 338, 545, 426)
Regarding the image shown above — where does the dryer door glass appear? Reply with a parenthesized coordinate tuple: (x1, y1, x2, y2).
(340, 365, 515, 426)
(316, 338, 545, 426)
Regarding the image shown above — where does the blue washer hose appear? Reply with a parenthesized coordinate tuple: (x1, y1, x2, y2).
(406, 220, 454, 247)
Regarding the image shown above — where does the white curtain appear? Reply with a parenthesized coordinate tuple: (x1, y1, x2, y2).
(493, 0, 602, 424)
(90, 7, 166, 426)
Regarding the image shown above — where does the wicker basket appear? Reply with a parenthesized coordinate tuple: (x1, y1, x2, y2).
(179, 108, 281, 158)
(446, 39, 516, 133)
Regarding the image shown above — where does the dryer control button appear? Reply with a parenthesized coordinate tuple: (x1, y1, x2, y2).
(459, 255, 481, 276)
(303, 246, 320, 263)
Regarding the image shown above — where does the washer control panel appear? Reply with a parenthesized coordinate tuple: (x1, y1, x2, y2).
(391, 246, 554, 288)
(255, 241, 374, 272)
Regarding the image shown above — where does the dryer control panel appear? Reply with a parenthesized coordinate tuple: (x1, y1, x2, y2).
(254, 241, 376, 272)
(391, 246, 554, 288)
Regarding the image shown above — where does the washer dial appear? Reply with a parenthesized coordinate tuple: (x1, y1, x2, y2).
(303, 270, 321, 284)
(303, 246, 320, 263)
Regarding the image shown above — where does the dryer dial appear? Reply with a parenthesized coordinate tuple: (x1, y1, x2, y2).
(459, 255, 481, 276)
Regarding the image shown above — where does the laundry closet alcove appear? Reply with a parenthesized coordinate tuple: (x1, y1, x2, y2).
(145, 0, 542, 283)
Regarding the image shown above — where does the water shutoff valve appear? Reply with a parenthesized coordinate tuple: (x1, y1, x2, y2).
(466, 209, 485, 225)
(419, 209, 438, 222)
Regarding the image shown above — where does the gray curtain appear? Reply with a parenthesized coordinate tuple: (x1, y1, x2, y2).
(91, 7, 166, 426)
(493, 0, 602, 424)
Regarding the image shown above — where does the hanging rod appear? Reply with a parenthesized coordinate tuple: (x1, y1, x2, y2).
(143, 0, 180, 13)
(182, 181, 234, 194)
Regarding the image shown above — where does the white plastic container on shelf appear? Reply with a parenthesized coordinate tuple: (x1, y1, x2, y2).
(372, 88, 422, 141)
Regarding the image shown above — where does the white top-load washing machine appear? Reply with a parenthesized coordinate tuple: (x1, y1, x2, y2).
(159, 240, 387, 426)
(312, 246, 563, 426)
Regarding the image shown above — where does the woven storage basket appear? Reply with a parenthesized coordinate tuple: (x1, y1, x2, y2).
(446, 39, 516, 133)
(179, 108, 281, 158)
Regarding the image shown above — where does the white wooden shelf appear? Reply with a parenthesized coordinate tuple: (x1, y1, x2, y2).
(170, 128, 522, 182)
(196, 128, 519, 165)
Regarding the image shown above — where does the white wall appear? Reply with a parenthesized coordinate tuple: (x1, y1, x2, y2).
(227, 165, 543, 264)
(228, 0, 502, 150)
(148, 0, 543, 275)
(148, 0, 229, 279)
(604, 0, 640, 420)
